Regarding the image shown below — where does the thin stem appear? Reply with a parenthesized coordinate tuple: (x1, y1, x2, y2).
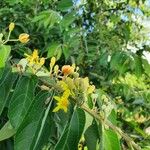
(3, 31, 11, 44)
(80, 104, 141, 150)
(7, 39, 19, 42)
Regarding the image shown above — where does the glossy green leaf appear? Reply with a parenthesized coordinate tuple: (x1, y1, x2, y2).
(84, 121, 99, 150)
(8, 76, 37, 129)
(0, 45, 11, 68)
(103, 128, 121, 150)
(0, 67, 18, 115)
(54, 108, 85, 150)
(0, 121, 16, 141)
(14, 91, 54, 150)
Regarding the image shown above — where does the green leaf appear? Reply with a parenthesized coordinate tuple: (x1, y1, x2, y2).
(0, 67, 18, 115)
(103, 128, 121, 150)
(32, 10, 61, 28)
(83, 111, 93, 133)
(14, 91, 54, 150)
(99, 52, 109, 67)
(110, 51, 131, 74)
(55, 108, 85, 150)
(47, 42, 62, 59)
(8, 76, 37, 129)
(0, 121, 16, 141)
(60, 11, 77, 29)
(62, 44, 70, 60)
(142, 58, 150, 76)
(84, 121, 99, 150)
(57, 0, 73, 12)
(108, 110, 117, 125)
(134, 55, 143, 77)
(0, 45, 11, 68)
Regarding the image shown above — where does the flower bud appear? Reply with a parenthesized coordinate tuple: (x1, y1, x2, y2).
(39, 57, 45, 66)
(50, 57, 56, 68)
(62, 65, 74, 75)
(19, 33, 29, 43)
(87, 85, 95, 94)
(9, 22, 15, 31)
(54, 65, 59, 74)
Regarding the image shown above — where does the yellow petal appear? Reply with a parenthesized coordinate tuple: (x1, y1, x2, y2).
(54, 96, 61, 101)
(63, 90, 70, 98)
(32, 49, 38, 59)
(63, 107, 67, 113)
(53, 106, 60, 112)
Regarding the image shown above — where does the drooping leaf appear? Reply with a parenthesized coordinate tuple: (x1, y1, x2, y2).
(54, 108, 85, 150)
(0, 121, 16, 141)
(14, 91, 54, 150)
(0, 67, 18, 115)
(8, 76, 37, 129)
(83, 111, 93, 133)
(84, 121, 99, 150)
(0, 45, 11, 68)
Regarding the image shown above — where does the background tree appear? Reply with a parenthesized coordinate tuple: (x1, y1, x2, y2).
(0, 0, 150, 149)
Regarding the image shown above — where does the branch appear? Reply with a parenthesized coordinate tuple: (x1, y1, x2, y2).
(80, 104, 141, 150)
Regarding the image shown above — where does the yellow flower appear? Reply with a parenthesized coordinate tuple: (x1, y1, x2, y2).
(19, 33, 29, 43)
(25, 49, 39, 65)
(62, 65, 74, 75)
(9, 22, 15, 31)
(24, 49, 45, 73)
(53, 90, 70, 112)
(87, 85, 95, 94)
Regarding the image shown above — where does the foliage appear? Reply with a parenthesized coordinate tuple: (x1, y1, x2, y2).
(0, 0, 150, 150)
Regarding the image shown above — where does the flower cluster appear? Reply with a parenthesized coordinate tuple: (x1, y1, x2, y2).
(48, 57, 95, 112)
(24, 49, 45, 74)
(18, 51, 95, 113)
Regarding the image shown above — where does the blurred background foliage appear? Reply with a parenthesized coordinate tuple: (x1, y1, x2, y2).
(0, 0, 150, 149)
